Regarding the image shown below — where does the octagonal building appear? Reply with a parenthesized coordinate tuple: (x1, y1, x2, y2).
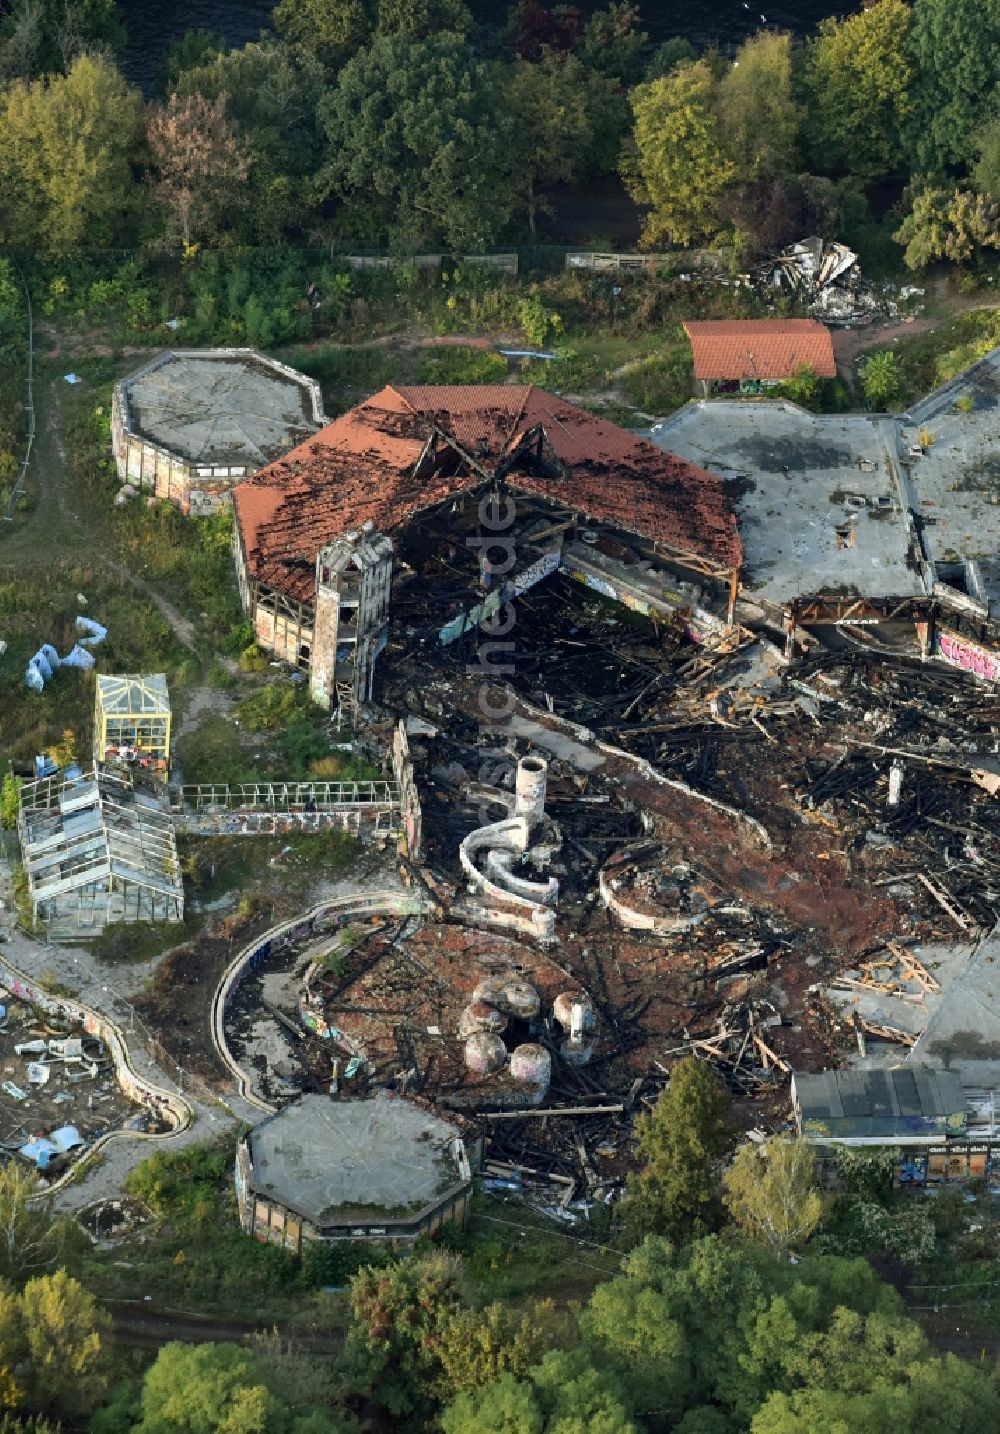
(236, 1092, 476, 1252)
(112, 349, 324, 516)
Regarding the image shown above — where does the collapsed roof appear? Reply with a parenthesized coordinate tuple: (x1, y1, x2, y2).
(682, 319, 837, 382)
(233, 385, 742, 605)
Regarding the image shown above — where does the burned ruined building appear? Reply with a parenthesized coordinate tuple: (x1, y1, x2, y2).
(232, 386, 743, 716)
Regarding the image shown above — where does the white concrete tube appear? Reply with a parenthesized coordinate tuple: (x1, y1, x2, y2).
(513, 755, 548, 826)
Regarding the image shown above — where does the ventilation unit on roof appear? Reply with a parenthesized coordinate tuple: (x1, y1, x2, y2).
(857, 458, 877, 472)
(844, 493, 868, 509)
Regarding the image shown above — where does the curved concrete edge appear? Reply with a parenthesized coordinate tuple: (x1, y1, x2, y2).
(0, 952, 194, 1200)
(211, 889, 431, 1115)
(598, 859, 706, 934)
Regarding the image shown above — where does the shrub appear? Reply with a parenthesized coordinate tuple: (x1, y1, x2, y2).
(235, 684, 298, 733)
(418, 346, 507, 384)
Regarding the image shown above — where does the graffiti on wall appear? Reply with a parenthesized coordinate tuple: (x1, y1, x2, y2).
(936, 628, 1000, 683)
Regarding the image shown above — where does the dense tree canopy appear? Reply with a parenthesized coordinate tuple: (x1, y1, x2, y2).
(621, 1057, 733, 1243)
(803, 0, 913, 180)
(906, 0, 1000, 173)
(176, 44, 326, 244)
(623, 62, 736, 248)
(0, 53, 141, 254)
(714, 32, 800, 182)
(318, 31, 512, 251)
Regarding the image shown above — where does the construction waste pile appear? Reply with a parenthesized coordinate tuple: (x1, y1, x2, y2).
(751, 237, 885, 325)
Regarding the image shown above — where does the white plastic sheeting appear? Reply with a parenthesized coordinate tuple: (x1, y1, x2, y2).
(24, 615, 106, 690)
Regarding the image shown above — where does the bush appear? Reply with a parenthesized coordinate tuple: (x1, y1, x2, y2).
(418, 346, 508, 384)
(235, 684, 298, 733)
(621, 350, 692, 414)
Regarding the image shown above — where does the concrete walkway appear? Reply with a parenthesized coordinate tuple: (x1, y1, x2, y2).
(0, 853, 403, 1209)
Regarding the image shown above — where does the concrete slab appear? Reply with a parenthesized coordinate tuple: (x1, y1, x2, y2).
(248, 1091, 464, 1222)
(650, 402, 925, 607)
(904, 349, 1000, 607)
(125, 353, 320, 468)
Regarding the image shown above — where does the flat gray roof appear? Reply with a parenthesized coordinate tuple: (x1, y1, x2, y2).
(904, 349, 1000, 607)
(247, 1092, 466, 1224)
(650, 402, 925, 606)
(122, 350, 322, 468)
(912, 926, 1000, 1072)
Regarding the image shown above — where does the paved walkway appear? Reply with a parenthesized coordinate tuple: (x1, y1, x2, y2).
(0, 854, 403, 1209)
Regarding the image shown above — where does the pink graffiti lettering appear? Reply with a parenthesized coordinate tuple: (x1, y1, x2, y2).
(939, 632, 1000, 682)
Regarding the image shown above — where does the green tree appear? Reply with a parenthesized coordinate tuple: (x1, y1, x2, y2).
(645, 37, 697, 81)
(576, 2, 647, 85)
(164, 29, 225, 87)
(176, 42, 326, 243)
(18, 1270, 111, 1420)
(348, 1250, 465, 1418)
(437, 1301, 564, 1396)
(318, 32, 512, 251)
(137, 1343, 278, 1434)
(621, 1057, 733, 1245)
(0, 53, 142, 255)
(503, 53, 592, 235)
(715, 31, 800, 181)
(581, 1268, 691, 1419)
(972, 108, 1000, 200)
(860, 349, 905, 410)
(622, 62, 735, 248)
(894, 186, 1000, 269)
(906, 0, 1000, 173)
(272, 0, 373, 65)
(0, 1164, 80, 1285)
(441, 1350, 637, 1434)
(803, 0, 913, 180)
(723, 1139, 823, 1258)
(377, 0, 471, 36)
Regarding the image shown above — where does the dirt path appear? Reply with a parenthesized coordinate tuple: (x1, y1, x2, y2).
(108, 1300, 344, 1352)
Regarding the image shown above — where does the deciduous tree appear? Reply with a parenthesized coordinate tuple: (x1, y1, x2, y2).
(137, 1342, 278, 1434)
(377, 0, 471, 36)
(715, 31, 800, 181)
(0, 0, 124, 79)
(318, 32, 512, 252)
(906, 0, 1000, 173)
(348, 1250, 465, 1418)
(0, 1165, 77, 1285)
(620, 1057, 733, 1244)
(503, 53, 591, 235)
(860, 349, 905, 411)
(176, 43, 326, 244)
(622, 63, 735, 249)
(146, 91, 250, 249)
(437, 1300, 564, 1396)
(0, 53, 142, 255)
(441, 1350, 637, 1434)
(723, 1138, 823, 1258)
(894, 187, 1000, 269)
(803, 0, 913, 180)
(18, 1270, 111, 1420)
(271, 0, 373, 65)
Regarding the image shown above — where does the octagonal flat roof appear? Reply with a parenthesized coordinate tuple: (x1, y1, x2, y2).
(246, 1092, 466, 1225)
(119, 349, 323, 470)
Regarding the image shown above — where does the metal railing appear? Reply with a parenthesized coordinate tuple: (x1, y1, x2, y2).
(2, 261, 33, 522)
(180, 779, 400, 812)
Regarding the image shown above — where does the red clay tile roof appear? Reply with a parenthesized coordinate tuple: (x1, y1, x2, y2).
(234, 385, 741, 605)
(683, 319, 837, 382)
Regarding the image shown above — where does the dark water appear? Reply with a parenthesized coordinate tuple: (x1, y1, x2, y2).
(118, 0, 850, 94)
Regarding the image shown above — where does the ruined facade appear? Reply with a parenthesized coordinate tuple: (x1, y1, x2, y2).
(232, 385, 742, 704)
